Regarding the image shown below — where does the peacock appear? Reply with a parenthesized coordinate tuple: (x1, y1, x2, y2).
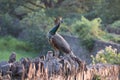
(47, 17, 71, 57)
(47, 17, 86, 70)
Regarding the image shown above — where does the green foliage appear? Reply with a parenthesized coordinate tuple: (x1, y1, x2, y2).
(99, 26, 120, 43)
(19, 27, 51, 53)
(0, 36, 39, 61)
(0, 9, 53, 53)
(0, 0, 120, 24)
(0, 50, 39, 61)
(0, 36, 33, 52)
(70, 16, 119, 50)
(72, 16, 105, 50)
(94, 0, 120, 23)
(60, 0, 87, 13)
(0, 0, 120, 56)
(91, 46, 120, 65)
(111, 20, 120, 29)
(0, 13, 24, 37)
(103, 33, 120, 43)
(19, 10, 52, 52)
(0, 0, 20, 14)
(20, 10, 53, 32)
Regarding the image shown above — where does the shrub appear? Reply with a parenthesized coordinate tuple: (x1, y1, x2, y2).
(72, 16, 105, 50)
(19, 10, 52, 53)
(0, 13, 24, 37)
(20, 9, 53, 32)
(91, 46, 120, 65)
(19, 27, 51, 53)
(104, 33, 120, 44)
(0, 10, 53, 53)
(0, 36, 33, 51)
(111, 20, 120, 29)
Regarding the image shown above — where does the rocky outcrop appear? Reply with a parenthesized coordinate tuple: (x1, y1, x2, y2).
(63, 35, 120, 64)
(62, 35, 90, 64)
(0, 52, 119, 80)
(92, 40, 120, 56)
(106, 27, 120, 35)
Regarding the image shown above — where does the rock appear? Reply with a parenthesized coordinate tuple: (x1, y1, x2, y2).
(8, 52, 16, 63)
(32, 57, 42, 74)
(36, 62, 41, 78)
(0, 61, 8, 72)
(10, 62, 25, 80)
(40, 55, 45, 61)
(2, 74, 11, 80)
(0, 51, 119, 80)
(10, 62, 17, 76)
(27, 62, 36, 80)
(0, 72, 2, 80)
(20, 58, 31, 78)
(46, 51, 54, 61)
(1, 63, 12, 76)
(106, 26, 120, 35)
(16, 63, 25, 80)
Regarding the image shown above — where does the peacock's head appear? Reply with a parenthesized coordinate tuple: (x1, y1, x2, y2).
(54, 17, 63, 25)
(49, 17, 63, 35)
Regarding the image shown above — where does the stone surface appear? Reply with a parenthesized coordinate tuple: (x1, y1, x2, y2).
(106, 27, 120, 34)
(8, 52, 16, 63)
(62, 35, 90, 64)
(63, 35, 120, 64)
(0, 51, 119, 80)
(92, 39, 120, 56)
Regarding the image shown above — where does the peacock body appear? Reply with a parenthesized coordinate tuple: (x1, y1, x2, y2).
(47, 17, 87, 71)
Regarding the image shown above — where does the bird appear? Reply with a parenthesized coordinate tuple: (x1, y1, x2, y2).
(47, 17, 77, 57)
(47, 17, 71, 57)
(47, 17, 87, 71)
(48, 17, 82, 59)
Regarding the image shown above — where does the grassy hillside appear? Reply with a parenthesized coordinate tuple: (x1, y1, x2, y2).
(0, 36, 39, 61)
(0, 0, 120, 63)
(0, 50, 39, 61)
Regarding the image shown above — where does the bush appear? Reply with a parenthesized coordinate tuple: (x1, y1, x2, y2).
(91, 46, 120, 65)
(0, 10, 53, 53)
(103, 33, 120, 43)
(19, 10, 52, 53)
(0, 13, 24, 37)
(111, 20, 120, 29)
(20, 9, 53, 32)
(71, 16, 105, 50)
(0, 10, 55, 53)
(19, 27, 51, 53)
(0, 36, 33, 51)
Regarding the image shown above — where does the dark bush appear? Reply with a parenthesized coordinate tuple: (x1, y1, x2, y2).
(19, 26, 51, 53)
(0, 13, 24, 37)
(18, 10, 53, 53)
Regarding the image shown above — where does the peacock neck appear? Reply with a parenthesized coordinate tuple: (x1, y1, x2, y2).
(49, 23, 60, 35)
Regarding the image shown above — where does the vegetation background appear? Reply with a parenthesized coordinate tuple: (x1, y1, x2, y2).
(0, 0, 120, 64)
